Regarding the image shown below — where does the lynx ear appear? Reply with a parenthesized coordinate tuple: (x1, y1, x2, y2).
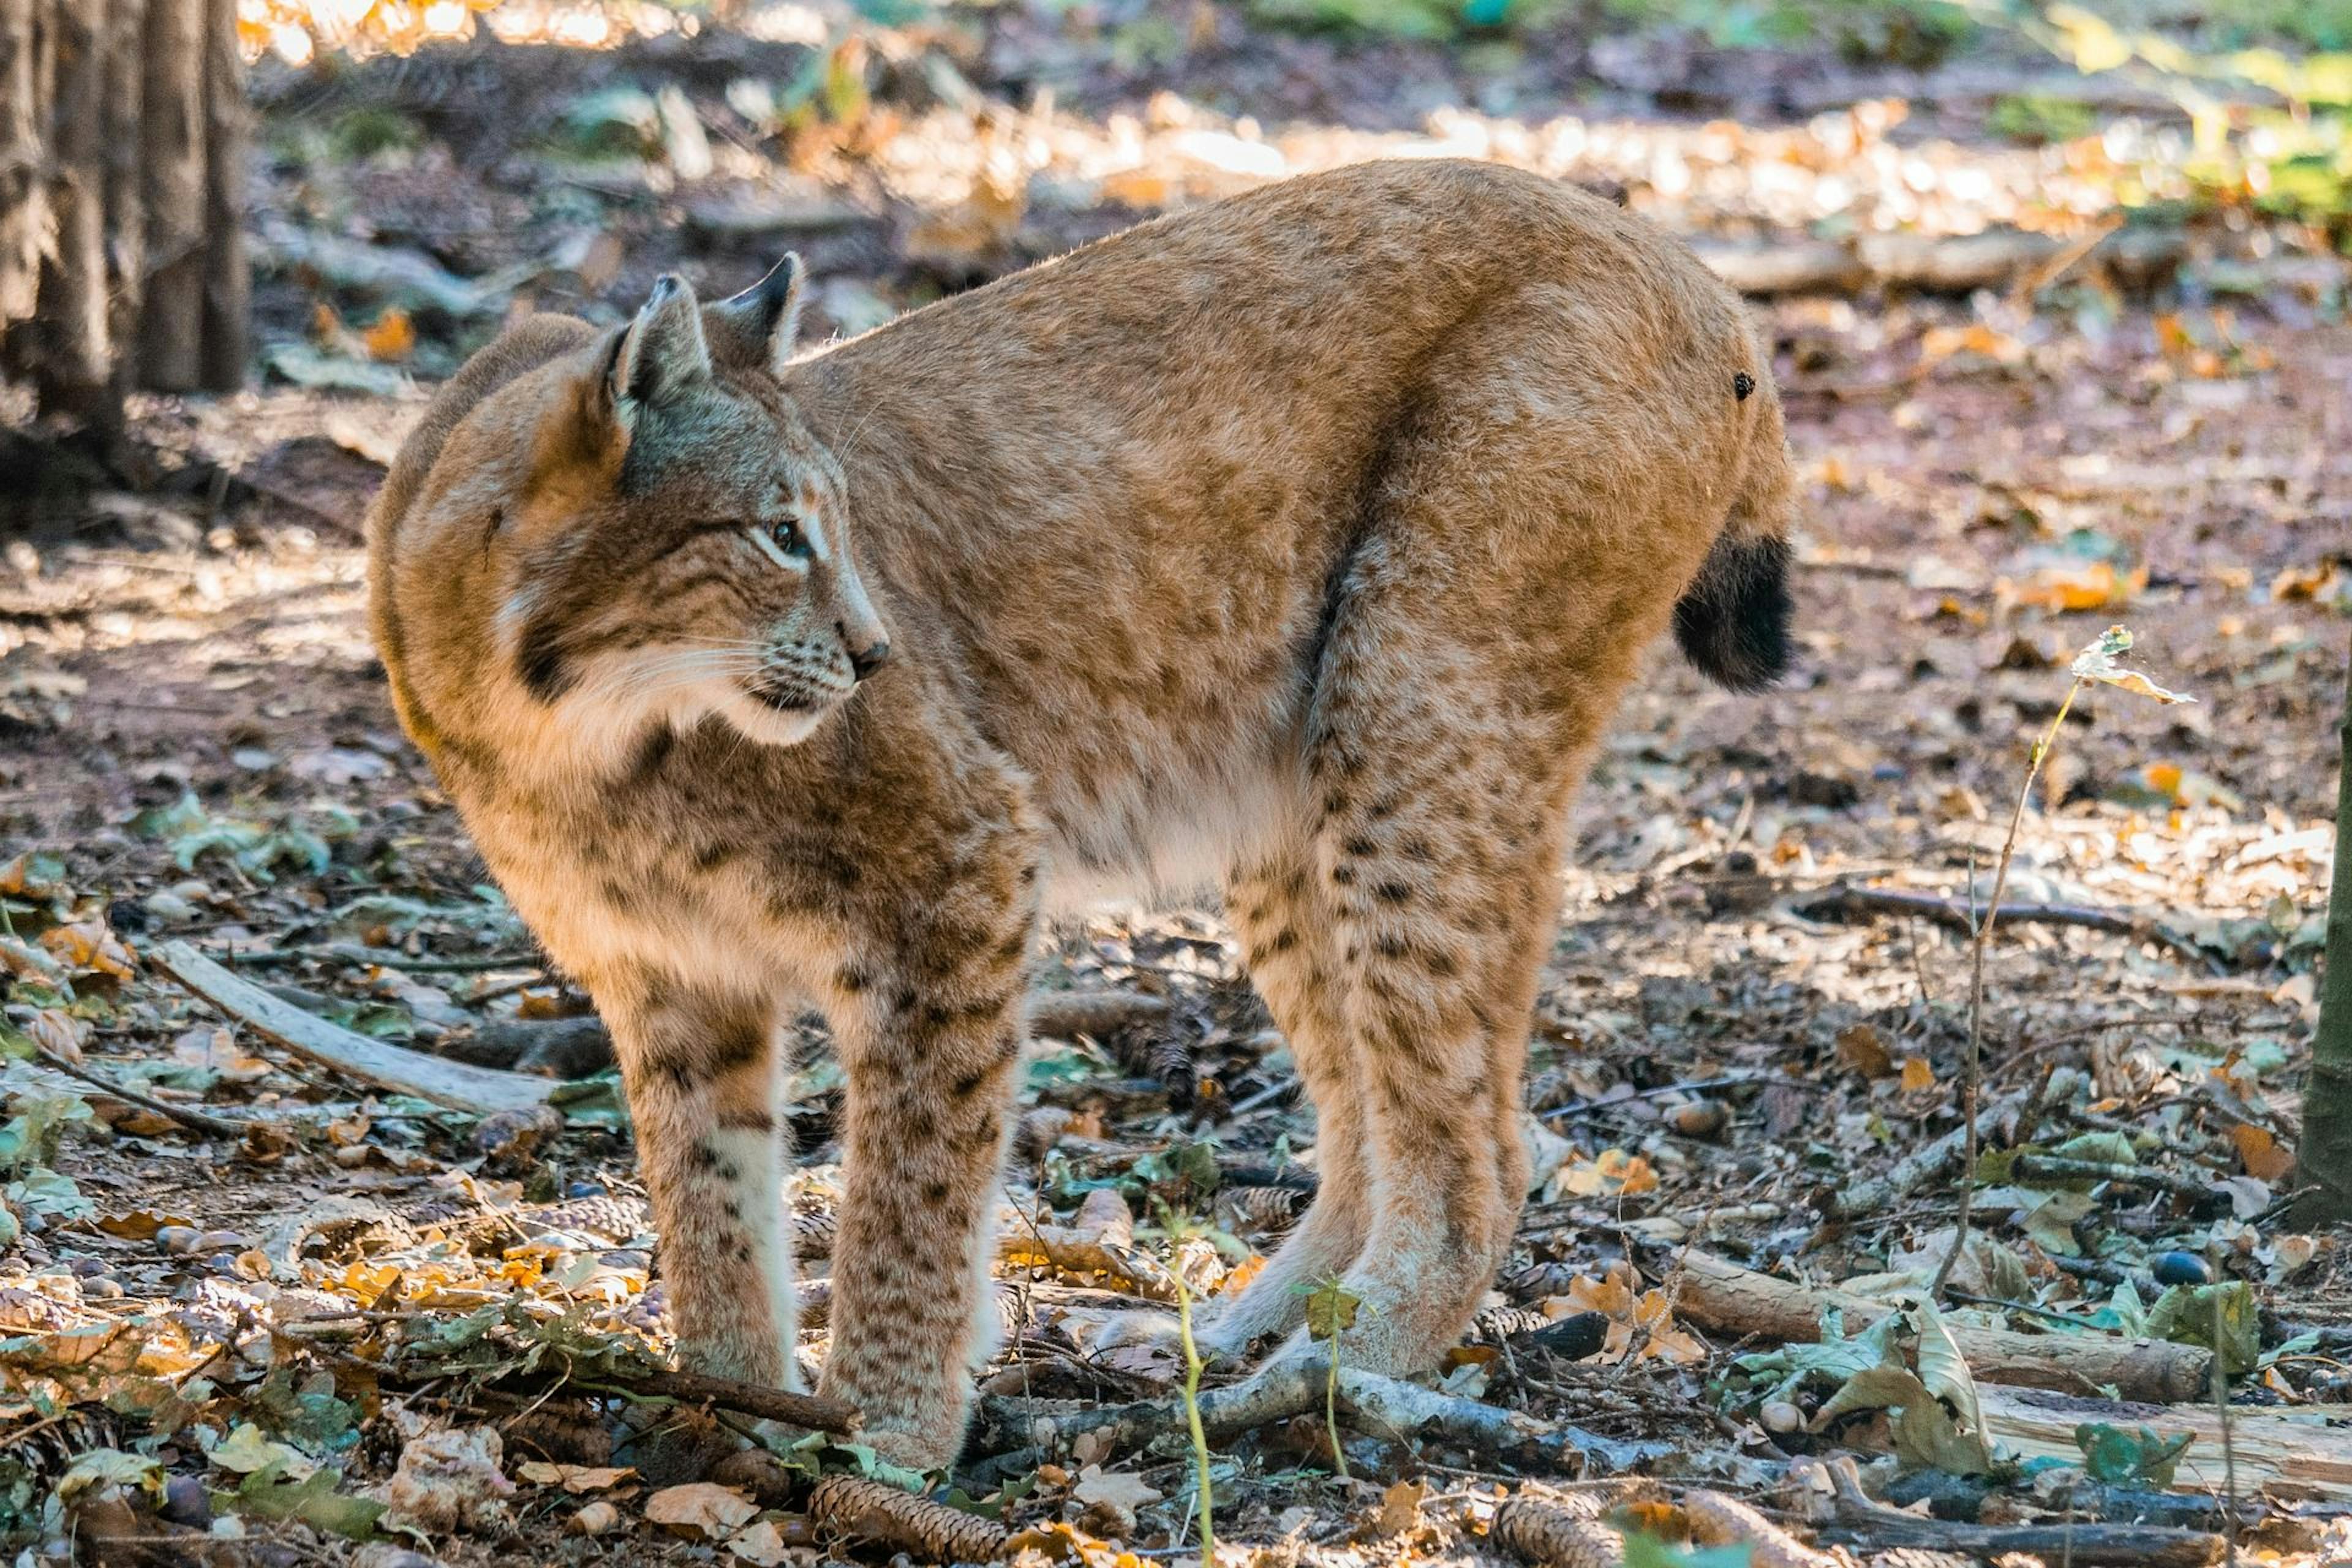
(703, 254, 806, 375)
(611, 274, 711, 415)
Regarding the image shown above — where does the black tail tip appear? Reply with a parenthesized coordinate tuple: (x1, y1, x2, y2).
(1673, 533, 1793, 693)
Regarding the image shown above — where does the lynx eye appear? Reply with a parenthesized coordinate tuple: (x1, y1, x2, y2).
(766, 516, 810, 559)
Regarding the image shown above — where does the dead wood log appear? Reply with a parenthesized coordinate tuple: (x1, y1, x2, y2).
(1857, 230, 2065, 293)
(1975, 1383, 2352, 1499)
(135, 0, 204, 390)
(809, 1474, 1006, 1561)
(195, 0, 241, 390)
(1664, 1250, 2212, 1404)
(151, 940, 562, 1116)
(1692, 240, 1869, 296)
(1025, 989, 1172, 1040)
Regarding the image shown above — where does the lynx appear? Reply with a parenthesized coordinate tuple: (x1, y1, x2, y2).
(366, 158, 1795, 1468)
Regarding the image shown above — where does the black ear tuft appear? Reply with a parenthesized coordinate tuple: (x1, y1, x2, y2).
(1674, 533, 1792, 693)
(706, 254, 807, 373)
(1733, 371, 1755, 402)
(613, 274, 712, 412)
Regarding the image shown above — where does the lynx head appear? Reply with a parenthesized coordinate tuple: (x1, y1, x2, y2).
(394, 258, 892, 768)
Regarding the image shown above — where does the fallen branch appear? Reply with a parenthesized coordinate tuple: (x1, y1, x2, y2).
(1809, 1453, 2223, 1565)
(1830, 1088, 2032, 1220)
(809, 1473, 1007, 1561)
(1663, 1250, 2212, 1404)
(982, 1363, 1670, 1474)
(226, 942, 540, 973)
(2002, 1155, 2230, 1209)
(620, 1368, 858, 1434)
(32, 1046, 252, 1139)
(150, 941, 559, 1116)
(1794, 884, 2211, 970)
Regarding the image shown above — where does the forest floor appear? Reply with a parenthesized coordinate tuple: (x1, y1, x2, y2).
(1, 3, 2350, 1565)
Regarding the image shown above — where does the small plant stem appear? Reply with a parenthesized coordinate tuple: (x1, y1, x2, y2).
(1324, 1336, 1349, 1482)
(1173, 1271, 1215, 1565)
(1932, 676, 2083, 1299)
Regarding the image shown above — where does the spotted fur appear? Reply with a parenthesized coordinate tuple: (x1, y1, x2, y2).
(366, 160, 1797, 1468)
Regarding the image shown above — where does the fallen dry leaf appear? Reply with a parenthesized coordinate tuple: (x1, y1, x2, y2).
(646, 1482, 759, 1539)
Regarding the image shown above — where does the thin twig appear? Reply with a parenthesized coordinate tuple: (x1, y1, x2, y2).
(32, 1046, 254, 1138)
(1933, 676, 2086, 1300)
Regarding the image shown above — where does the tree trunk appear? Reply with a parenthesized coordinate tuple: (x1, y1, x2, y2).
(2294, 639, 2352, 1226)
(101, 0, 146, 396)
(197, 0, 243, 391)
(136, 0, 205, 392)
(0, 0, 43, 327)
(30, 0, 110, 421)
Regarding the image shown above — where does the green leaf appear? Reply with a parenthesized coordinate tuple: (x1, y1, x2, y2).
(2068, 624, 2195, 704)
(2146, 1281, 2260, 1376)
(2049, 1131, 2138, 1166)
(220, 1460, 385, 1541)
(1295, 1276, 1363, 1339)
(2073, 1422, 2194, 1487)
(1622, 1531, 1753, 1568)
(56, 1449, 163, 1501)
(207, 1422, 312, 1478)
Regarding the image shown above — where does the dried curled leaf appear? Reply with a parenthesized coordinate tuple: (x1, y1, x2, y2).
(2070, 625, 2193, 705)
(809, 1473, 1009, 1562)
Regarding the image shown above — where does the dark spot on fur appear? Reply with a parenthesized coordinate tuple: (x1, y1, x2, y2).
(1733, 371, 1755, 401)
(515, 614, 574, 702)
(1331, 864, 1355, 886)
(627, 726, 676, 783)
(1342, 836, 1378, 859)
(923, 1182, 950, 1205)
(694, 839, 735, 870)
(838, 966, 870, 994)
(1372, 880, 1412, 904)
(1267, 926, 1299, 956)
(1374, 935, 1411, 960)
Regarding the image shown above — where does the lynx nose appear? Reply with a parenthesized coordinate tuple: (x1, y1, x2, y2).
(846, 636, 891, 681)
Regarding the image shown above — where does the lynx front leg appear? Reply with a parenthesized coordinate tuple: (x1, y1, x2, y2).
(818, 866, 1036, 1468)
(601, 976, 795, 1387)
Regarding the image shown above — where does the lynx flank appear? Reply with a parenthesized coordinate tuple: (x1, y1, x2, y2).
(366, 159, 1796, 1468)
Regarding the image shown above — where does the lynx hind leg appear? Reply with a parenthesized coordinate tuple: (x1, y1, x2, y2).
(1256, 539, 1629, 1381)
(601, 976, 796, 1388)
(1193, 853, 1373, 1356)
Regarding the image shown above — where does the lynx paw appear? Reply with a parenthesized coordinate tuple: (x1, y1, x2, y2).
(1088, 1308, 1246, 1381)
